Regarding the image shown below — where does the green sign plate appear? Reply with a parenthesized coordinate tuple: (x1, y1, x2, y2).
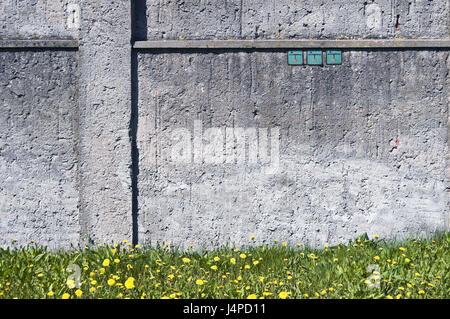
(287, 50, 304, 65)
(306, 50, 323, 65)
(326, 50, 342, 65)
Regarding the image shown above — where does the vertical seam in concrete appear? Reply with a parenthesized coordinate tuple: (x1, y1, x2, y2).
(130, 50, 139, 246)
(130, 0, 143, 245)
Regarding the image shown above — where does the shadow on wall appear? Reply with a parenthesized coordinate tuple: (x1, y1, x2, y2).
(131, 0, 148, 245)
(132, 0, 148, 41)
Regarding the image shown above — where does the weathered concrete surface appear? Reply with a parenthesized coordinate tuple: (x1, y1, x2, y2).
(77, 0, 133, 244)
(0, 1, 449, 249)
(0, 50, 79, 248)
(136, 50, 449, 248)
(144, 0, 449, 40)
(0, 0, 80, 39)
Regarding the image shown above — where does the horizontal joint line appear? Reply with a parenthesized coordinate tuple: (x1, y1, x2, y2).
(0, 40, 79, 49)
(133, 39, 450, 50)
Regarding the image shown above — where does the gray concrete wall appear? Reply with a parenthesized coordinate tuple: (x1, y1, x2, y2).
(0, 0, 80, 39)
(76, 0, 133, 246)
(136, 49, 449, 248)
(143, 0, 449, 40)
(0, 50, 80, 247)
(0, 0, 448, 248)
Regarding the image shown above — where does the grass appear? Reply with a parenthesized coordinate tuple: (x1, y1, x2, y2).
(0, 233, 448, 299)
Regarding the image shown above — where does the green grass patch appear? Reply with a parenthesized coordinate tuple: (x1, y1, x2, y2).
(0, 233, 449, 299)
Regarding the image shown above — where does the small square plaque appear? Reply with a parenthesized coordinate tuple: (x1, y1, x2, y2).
(326, 50, 342, 65)
(287, 50, 304, 65)
(306, 50, 323, 66)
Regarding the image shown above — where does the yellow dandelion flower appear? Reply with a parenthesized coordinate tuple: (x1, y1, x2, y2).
(47, 291, 54, 297)
(211, 265, 218, 271)
(247, 294, 257, 299)
(253, 260, 259, 265)
(373, 256, 380, 261)
(279, 291, 290, 299)
(374, 234, 380, 239)
(418, 290, 425, 295)
(114, 258, 120, 263)
(240, 253, 247, 259)
(89, 287, 96, 293)
(108, 279, 116, 286)
(230, 258, 236, 265)
(75, 289, 83, 297)
(282, 242, 287, 247)
(61, 293, 70, 299)
(386, 295, 393, 299)
(213, 257, 220, 262)
(250, 236, 255, 240)
(125, 277, 135, 289)
(244, 265, 251, 269)
(196, 279, 204, 286)
(182, 257, 191, 263)
(37, 273, 44, 278)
